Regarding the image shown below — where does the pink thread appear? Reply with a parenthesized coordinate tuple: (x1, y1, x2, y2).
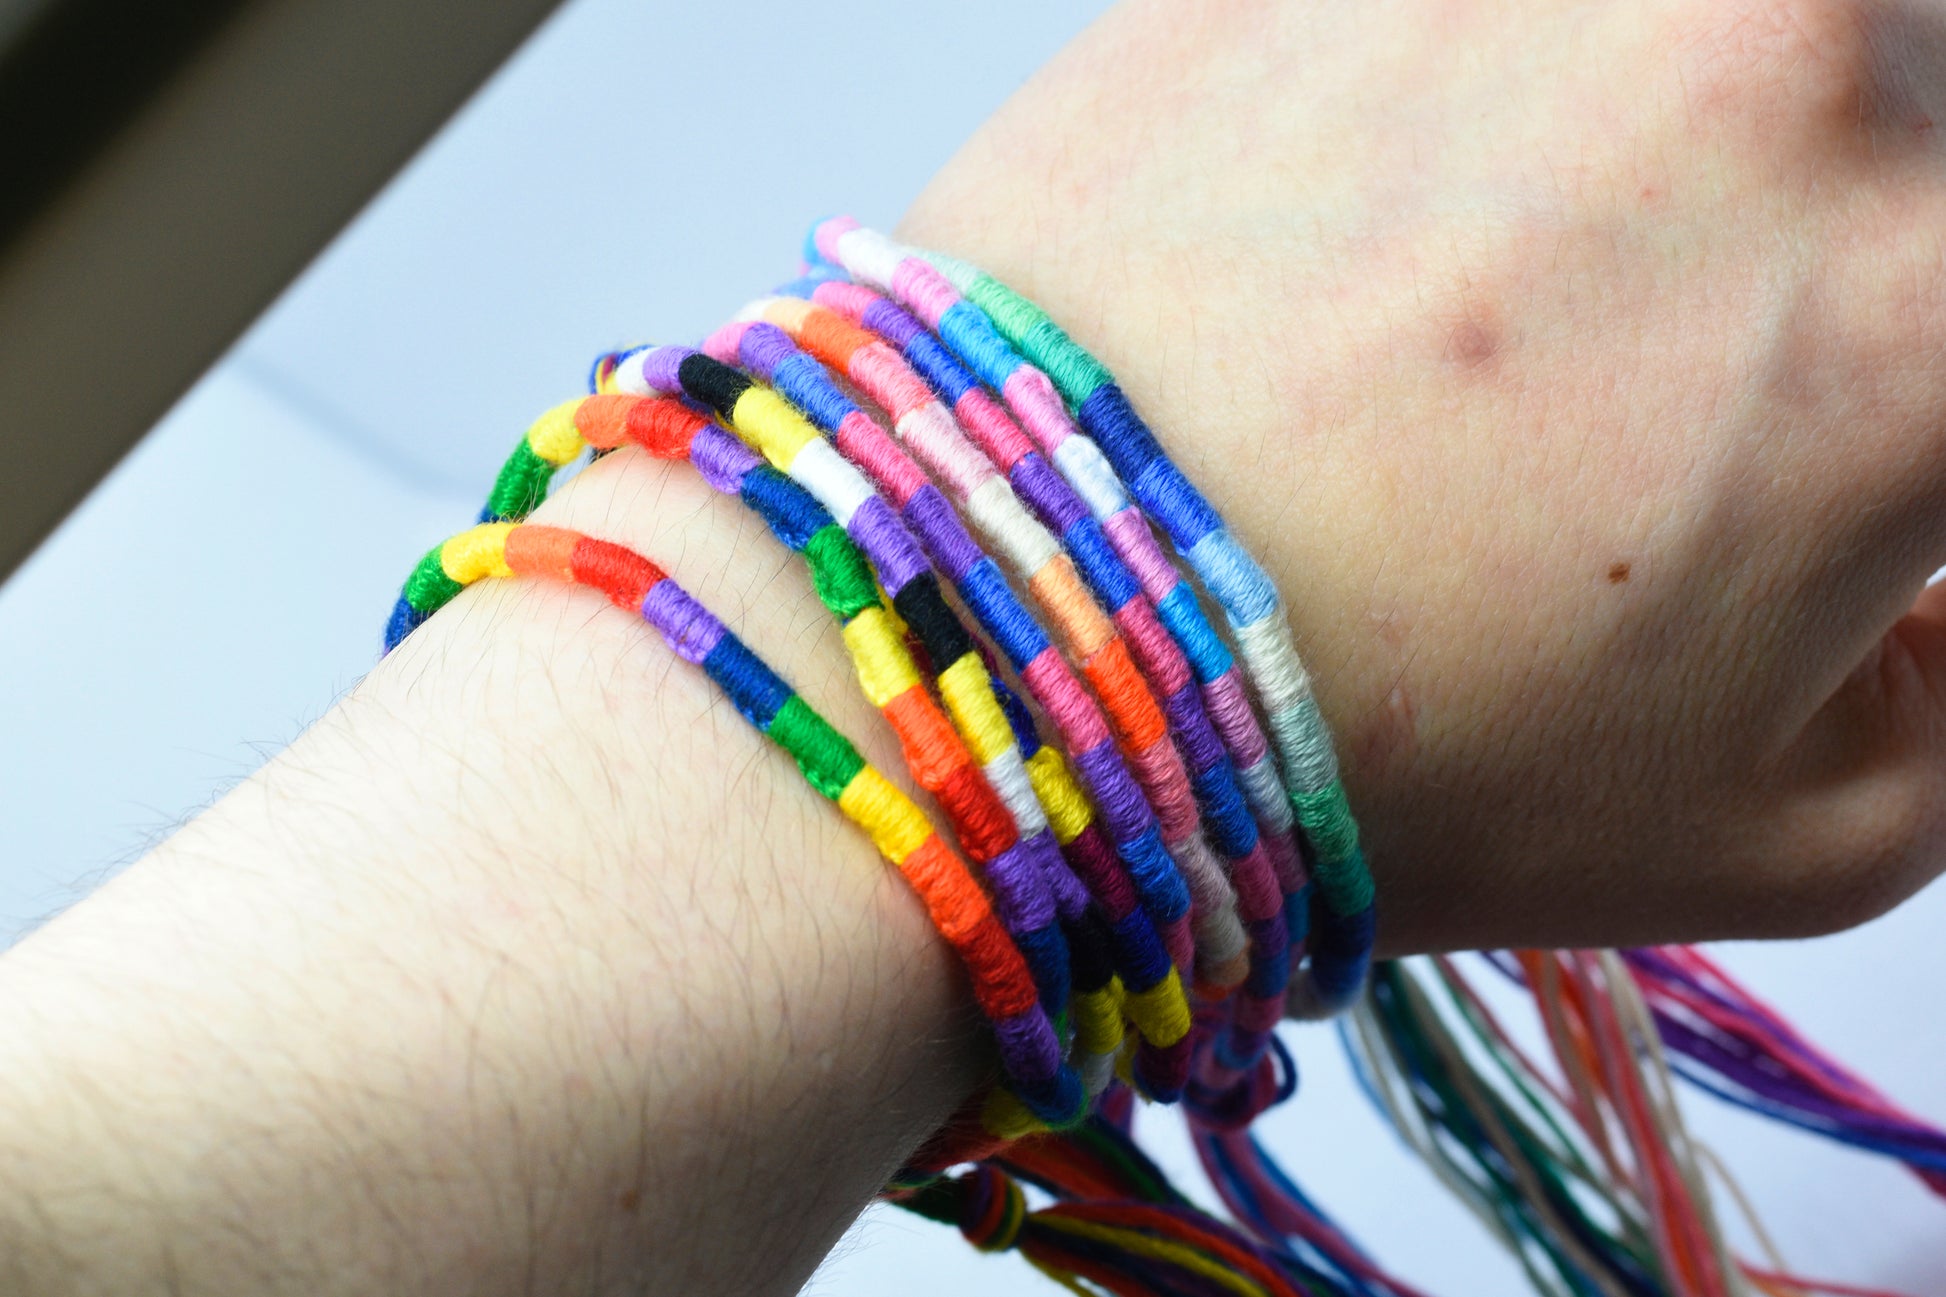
(1127, 740, 1199, 844)
(850, 343, 933, 419)
(1202, 670, 1268, 768)
(835, 411, 928, 505)
(1022, 648, 1111, 755)
(1113, 602, 1192, 697)
(953, 391, 1037, 470)
(893, 259, 961, 327)
(702, 321, 752, 363)
(813, 215, 859, 265)
(897, 404, 992, 500)
(1001, 366, 1077, 453)
(1229, 842, 1283, 924)
(1102, 508, 1181, 604)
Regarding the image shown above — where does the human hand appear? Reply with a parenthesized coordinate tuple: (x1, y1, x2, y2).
(902, 0, 1946, 952)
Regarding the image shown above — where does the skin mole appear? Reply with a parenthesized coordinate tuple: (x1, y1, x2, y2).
(1608, 560, 1631, 584)
(1444, 315, 1500, 369)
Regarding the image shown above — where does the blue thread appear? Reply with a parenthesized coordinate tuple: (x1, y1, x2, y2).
(1188, 531, 1280, 627)
(956, 560, 1051, 672)
(1076, 383, 1165, 476)
(1013, 923, 1072, 1017)
(902, 331, 979, 406)
(1118, 826, 1193, 926)
(1061, 518, 1140, 611)
(1156, 583, 1234, 680)
(1133, 457, 1223, 551)
(1191, 763, 1257, 859)
(384, 597, 426, 651)
(772, 351, 859, 432)
(936, 300, 1021, 392)
(1105, 907, 1172, 992)
(739, 465, 832, 552)
(703, 635, 794, 728)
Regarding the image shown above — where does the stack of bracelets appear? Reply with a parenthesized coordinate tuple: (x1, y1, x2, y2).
(385, 219, 1946, 1297)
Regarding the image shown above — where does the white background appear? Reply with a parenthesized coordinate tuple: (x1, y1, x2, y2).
(1, 1, 1941, 1291)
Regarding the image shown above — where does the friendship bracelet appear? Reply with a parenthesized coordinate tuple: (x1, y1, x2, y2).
(807, 219, 1374, 1012)
(368, 214, 1946, 1297)
(741, 291, 1299, 1066)
(384, 519, 1081, 1128)
(607, 348, 1208, 1095)
(696, 318, 1264, 997)
(391, 389, 1115, 1122)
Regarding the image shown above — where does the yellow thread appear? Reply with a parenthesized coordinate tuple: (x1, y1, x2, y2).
(1125, 967, 1193, 1047)
(842, 607, 922, 707)
(731, 386, 820, 466)
(759, 297, 814, 330)
(981, 1086, 1048, 1141)
(1025, 747, 1091, 845)
(526, 399, 587, 466)
(837, 767, 931, 864)
(1024, 1258, 1095, 1297)
(936, 654, 1014, 765)
(440, 523, 515, 584)
(1071, 986, 1125, 1058)
(1035, 1218, 1269, 1297)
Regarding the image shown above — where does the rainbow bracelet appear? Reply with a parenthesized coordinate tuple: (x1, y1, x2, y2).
(807, 219, 1374, 1012)
(726, 298, 1299, 1059)
(697, 318, 1263, 993)
(385, 519, 1080, 1128)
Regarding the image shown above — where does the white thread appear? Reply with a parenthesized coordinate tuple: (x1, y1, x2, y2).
(610, 349, 651, 396)
(984, 749, 1048, 840)
(1052, 435, 1129, 522)
(835, 227, 905, 290)
(964, 477, 1061, 576)
(788, 438, 876, 526)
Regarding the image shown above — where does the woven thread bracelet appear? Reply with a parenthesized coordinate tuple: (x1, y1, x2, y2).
(805, 220, 1374, 1014)
(373, 217, 1946, 1297)
(739, 291, 1301, 1068)
(386, 217, 1365, 1139)
(385, 521, 1083, 1129)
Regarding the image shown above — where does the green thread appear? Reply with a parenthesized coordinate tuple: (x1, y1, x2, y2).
(765, 695, 865, 801)
(404, 546, 464, 614)
(950, 265, 1111, 403)
(486, 441, 556, 521)
(804, 524, 879, 619)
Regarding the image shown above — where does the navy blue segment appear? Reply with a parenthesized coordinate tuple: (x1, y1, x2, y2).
(1133, 456, 1223, 551)
(702, 635, 793, 728)
(1117, 826, 1192, 926)
(1307, 903, 1376, 1007)
(1014, 1065, 1087, 1127)
(1013, 923, 1072, 1018)
(1075, 382, 1164, 477)
(1105, 907, 1172, 992)
(1191, 763, 1258, 859)
(956, 559, 1050, 671)
(1062, 517, 1141, 610)
(739, 464, 832, 552)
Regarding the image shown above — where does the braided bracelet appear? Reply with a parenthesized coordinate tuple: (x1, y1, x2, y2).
(387, 520, 1082, 1128)
(727, 298, 1298, 1067)
(807, 219, 1374, 1012)
(605, 350, 1214, 1095)
(695, 320, 1265, 996)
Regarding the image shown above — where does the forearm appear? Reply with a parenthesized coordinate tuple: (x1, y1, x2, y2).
(0, 450, 984, 1295)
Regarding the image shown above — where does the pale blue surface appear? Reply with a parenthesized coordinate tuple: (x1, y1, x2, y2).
(1, 0, 1942, 1291)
